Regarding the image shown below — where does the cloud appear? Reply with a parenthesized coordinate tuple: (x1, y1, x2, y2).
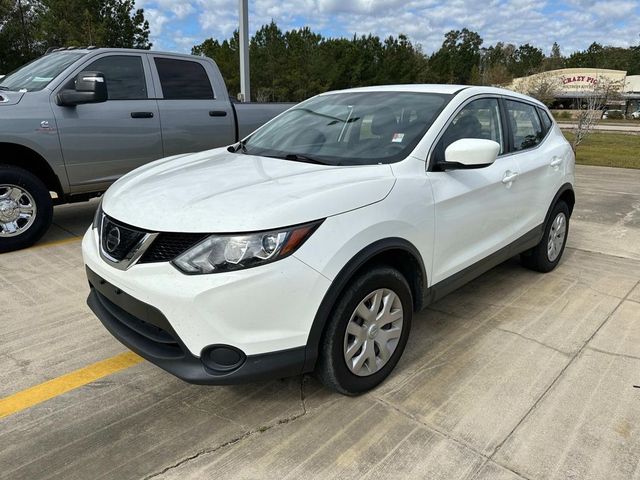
(139, 0, 640, 55)
(144, 8, 169, 36)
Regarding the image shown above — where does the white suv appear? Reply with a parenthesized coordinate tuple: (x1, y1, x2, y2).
(83, 85, 575, 395)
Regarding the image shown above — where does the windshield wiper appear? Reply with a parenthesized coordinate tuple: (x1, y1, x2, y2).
(0, 86, 12, 91)
(282, 153, 328, 165)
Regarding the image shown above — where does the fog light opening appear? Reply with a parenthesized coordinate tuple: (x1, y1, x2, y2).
(201, 345, 246, 373)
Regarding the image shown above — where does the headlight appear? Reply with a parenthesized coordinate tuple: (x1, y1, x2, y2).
(172, 220, 323, 274)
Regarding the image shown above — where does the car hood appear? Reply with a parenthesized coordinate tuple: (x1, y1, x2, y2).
(103, 148, 396, 232)
(0, 90, 25, 106)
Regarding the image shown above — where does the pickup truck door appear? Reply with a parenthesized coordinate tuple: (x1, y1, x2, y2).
(150, 55, 235, 157)
(51, 53, 163, 191)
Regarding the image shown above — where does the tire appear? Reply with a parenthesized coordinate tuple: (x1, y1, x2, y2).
(0, 165, 53, 253)
(316, 266, 413, 395)
(520, 200, 570, 273)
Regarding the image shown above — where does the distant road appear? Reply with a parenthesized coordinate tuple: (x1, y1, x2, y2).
(558, 122, 640, 133)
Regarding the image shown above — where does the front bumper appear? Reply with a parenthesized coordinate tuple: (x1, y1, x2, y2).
(82, 226, 331, 384)
(86, 268, 306, 384)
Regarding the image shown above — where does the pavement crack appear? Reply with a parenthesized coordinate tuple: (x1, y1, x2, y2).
(585, 346, 640, 362)
(496, 328, 571, 357)
(565, 246, 640, 262)
(2, 352, 31, 372)
(142, 376, 309, 480)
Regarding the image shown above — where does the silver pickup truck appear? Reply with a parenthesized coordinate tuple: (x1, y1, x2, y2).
(0, 48, 291, 252)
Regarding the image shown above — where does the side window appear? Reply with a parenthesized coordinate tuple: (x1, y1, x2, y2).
(435, 98, 504, 162)
(505, 100, 544, 151)
(81, 55, 147, 100)
(538, 107, 553, 133)
(154, 58, 214, 100)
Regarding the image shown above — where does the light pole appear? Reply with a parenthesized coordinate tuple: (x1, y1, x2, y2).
(239, 0, 250, 102)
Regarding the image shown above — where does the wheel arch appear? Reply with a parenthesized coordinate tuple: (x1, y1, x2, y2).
(0, 143, 64, 198)
(303, 237, 427, 372)
(546, 183, 575, 225)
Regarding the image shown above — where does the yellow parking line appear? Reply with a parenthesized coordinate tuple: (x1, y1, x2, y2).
(0, 352, 143, 419)
(31, 236, 82, 249)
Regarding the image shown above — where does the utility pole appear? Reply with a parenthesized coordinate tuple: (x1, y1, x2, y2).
(239, 0, 250, 102)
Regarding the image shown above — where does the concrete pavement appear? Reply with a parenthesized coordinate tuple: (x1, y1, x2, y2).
(1, 165, 639, 479)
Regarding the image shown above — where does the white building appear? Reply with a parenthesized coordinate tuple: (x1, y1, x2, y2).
(510, 68, 640, 112)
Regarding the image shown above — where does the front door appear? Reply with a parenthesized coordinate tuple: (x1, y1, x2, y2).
(429, 97, 520, 284)
(52, 53, 163, 192)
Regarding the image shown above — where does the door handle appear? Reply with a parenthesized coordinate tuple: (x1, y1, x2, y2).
(209, 110, 228, 117)
(502, 172, 519, 184)
(550, 157, 563, 167)
(131, 112, 154, 119)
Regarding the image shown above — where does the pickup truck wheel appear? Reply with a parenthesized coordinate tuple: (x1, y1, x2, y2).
(316, 266, 412, 395)
(520, 201, 570, 273)
(0, 165, 53, 253)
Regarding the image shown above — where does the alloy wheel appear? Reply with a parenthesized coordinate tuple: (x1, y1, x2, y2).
(0, 184, 37, 238)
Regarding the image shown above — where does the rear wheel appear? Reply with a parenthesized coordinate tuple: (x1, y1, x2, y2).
(316, 266, 412, 395)
(521, 201, 569, 273)
(0, 165, 53, 253)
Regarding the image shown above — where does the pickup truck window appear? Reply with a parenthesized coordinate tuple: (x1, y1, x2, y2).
(0, 52, 85, 92)
(80, 55, 148, 100)
(242, 92, 451, 165)
(154, 58, 214, 100)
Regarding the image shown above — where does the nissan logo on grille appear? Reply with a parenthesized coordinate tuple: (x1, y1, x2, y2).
(99, 215, 147, 264)
(105, 226, 121, 253)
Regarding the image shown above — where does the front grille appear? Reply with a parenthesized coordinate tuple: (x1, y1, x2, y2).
(101, 215, 147, 261)
(139, 233, 207, 263)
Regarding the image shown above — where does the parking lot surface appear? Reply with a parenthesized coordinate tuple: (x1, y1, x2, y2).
(1, 165, 639, 480)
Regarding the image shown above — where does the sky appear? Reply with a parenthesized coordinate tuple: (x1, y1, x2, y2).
(137, 0, 640, 56)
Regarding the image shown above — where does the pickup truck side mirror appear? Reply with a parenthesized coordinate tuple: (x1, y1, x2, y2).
(56, 71, 108, 107)
(437, 138, 501, 171)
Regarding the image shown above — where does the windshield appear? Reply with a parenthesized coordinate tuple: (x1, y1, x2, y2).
(0, 52, 86, 92)
(242, 91, 451, 165)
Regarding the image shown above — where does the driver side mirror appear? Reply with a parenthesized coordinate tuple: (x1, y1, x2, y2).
(56, 71, 108, 107)
(438, 139, 501, 170)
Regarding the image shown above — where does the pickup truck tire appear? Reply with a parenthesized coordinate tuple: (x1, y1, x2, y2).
(0, 165, 53, 253)
(520, 200, 570, 273)
(316, 266, 412, 395)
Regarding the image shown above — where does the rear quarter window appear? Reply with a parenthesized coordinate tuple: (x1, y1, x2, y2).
(538, 108, 554, 133)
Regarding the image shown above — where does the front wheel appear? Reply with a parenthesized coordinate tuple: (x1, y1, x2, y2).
(521, 201, 570, 273)
(316, 266, 413, 395)
(0, 165, 53, 253)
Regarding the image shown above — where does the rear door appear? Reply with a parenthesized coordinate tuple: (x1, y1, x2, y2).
(503, 99, 567, 233)
(429, 97, 520, 284)
(52, 53, 163, 190)
(150, 56, 235, 157)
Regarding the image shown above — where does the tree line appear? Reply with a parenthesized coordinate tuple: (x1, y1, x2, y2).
(193, 22, 640, 102)
(0, 0, 150, 73)
(1, 0, 638, 103)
